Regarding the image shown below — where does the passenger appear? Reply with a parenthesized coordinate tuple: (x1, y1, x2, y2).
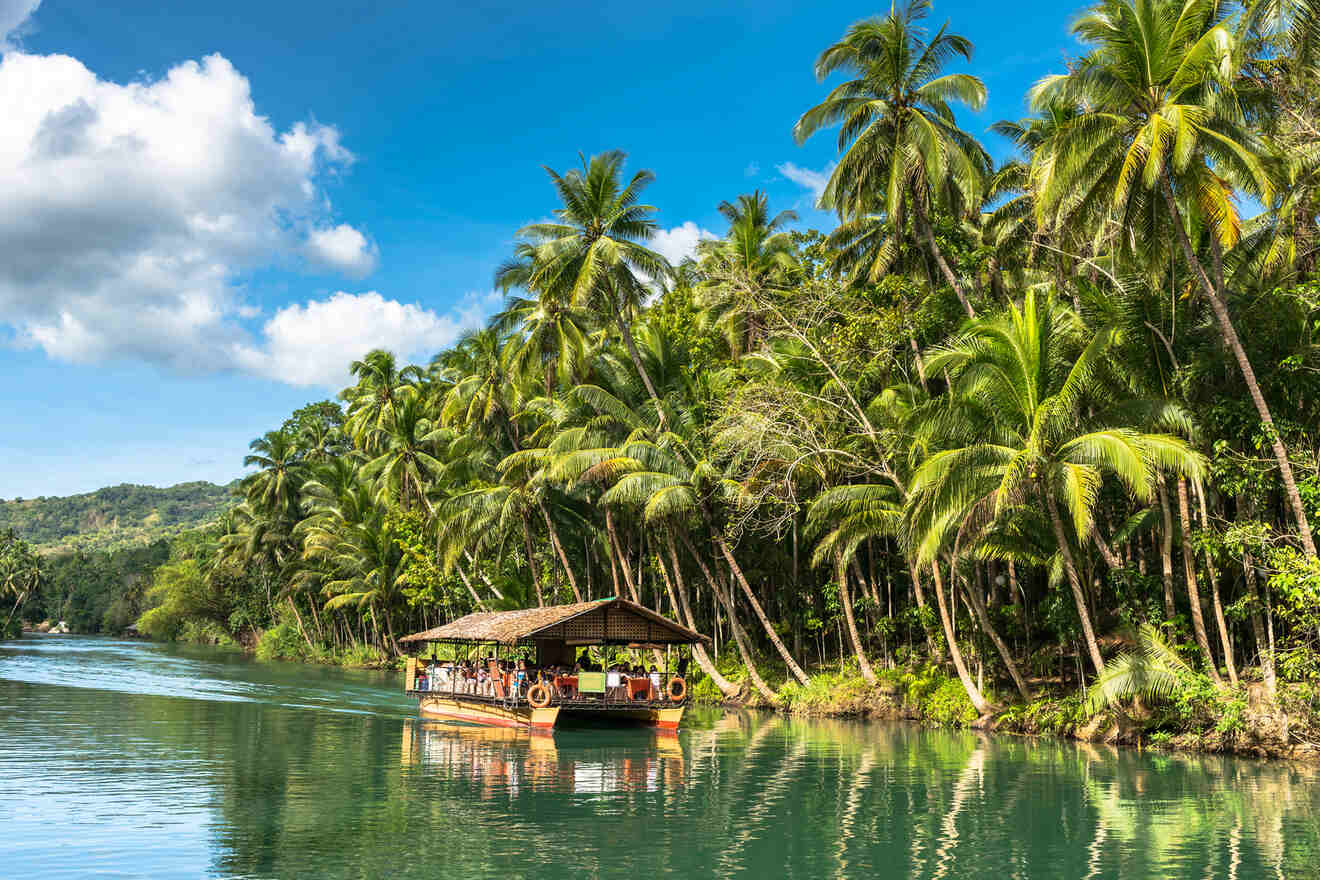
(649, 665, 662, 697)
(514, 660, 527, 696)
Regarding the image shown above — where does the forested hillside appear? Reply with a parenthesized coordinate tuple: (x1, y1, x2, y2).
(0, 481, 235, 553)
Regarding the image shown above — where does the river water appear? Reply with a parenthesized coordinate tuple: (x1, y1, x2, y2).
(1, 635, 1318, 879)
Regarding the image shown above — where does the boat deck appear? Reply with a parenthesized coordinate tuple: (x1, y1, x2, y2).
(406, 689, 684, 712)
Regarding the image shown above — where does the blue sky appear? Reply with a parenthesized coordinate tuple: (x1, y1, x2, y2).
(0, 0, 1077, 498)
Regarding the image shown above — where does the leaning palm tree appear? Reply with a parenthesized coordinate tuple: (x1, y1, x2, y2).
(794, 0, 990, 317)
(907, 289, 1204, 678)
(514, 150, 674, 425)
(1031, 0, 1316, 557)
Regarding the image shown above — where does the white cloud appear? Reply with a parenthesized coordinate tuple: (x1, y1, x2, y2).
(0, 50, 373, 369)
(232, 290, 498, 387)
(650, 221, 717, 267)
(777, 161, 835, 205)
(0, 0, 40, 50)
(307, 224, 377, 277)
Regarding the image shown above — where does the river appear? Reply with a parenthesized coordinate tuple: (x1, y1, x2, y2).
(1, 635, 1317, 878)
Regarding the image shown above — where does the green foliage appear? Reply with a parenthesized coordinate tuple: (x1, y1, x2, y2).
(925, 678, 979, 726)
(255, 621, 306, 662)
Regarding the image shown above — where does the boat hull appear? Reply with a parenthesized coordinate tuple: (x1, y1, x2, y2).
(416, 695, 685, 731)
(418, 695, 560, 730)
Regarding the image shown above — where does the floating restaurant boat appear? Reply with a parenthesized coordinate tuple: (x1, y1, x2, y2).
(399, 597, 709, 731)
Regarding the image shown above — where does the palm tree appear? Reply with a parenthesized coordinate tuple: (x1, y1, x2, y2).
(242, 429, 306, 520)
(696, 191, 800, 354)
(361, 395, 446, 512)
(341, 350, 418, 453)
(908, 289, 1204, 677)
(1031, 0, 1316, 557)
(514, 150, 674, 425)
(494, 242, 596, 397)
(794, 0, 990, 317)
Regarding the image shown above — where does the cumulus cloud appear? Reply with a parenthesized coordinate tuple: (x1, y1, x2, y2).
(307, 224, 377, 277)
(0, 0, 40, 50)
(777, 161, 835, 205)
(650, 221, 718, 267)
(0, 50, 374, 369)
(232, 290, 499, 387)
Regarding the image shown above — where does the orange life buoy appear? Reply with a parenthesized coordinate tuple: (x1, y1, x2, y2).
(667, 676, 687, 702)
(527, 683, 552, 709)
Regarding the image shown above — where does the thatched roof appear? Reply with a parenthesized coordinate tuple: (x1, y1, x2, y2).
(399, 597, 708, 646)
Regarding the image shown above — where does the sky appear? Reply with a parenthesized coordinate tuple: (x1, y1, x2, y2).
(0, 0, 1079, 499)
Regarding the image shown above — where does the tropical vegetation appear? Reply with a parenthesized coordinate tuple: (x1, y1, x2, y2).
(110, 0, 1320, 749)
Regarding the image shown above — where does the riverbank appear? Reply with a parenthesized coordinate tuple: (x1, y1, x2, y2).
(112, 622, 1320, 763)
(707, 661, 1320, 763)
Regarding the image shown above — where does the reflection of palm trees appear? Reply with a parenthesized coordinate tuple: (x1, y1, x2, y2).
(930, 741, 986, 880)
(714, 737, 810, 874)
(832, 745, 877, 880)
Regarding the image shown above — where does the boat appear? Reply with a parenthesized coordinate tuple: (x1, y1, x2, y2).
(399, 597, 709, 731)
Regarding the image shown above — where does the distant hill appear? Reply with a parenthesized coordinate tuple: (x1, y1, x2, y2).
(0, 481, 239, 555)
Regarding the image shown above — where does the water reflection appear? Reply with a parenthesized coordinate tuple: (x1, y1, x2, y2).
(402, 721, 685, 796)
(2, 637, 1318, 879)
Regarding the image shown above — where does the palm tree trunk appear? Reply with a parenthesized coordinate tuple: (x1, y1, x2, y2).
(960, 573, 1032, 701)
(1239, 495, 1276, 698)
(710, 528, 810, 685)
(678, 531, 775, 701)
(1176, 477, 1221, 683)
(1044, 493, 1106, 677)
(605, 509, 627, 599)
(929, 560, 994, 716)
(520, 513, 545, 607)
(1160, 176, 1316, 557)
(913, 196, 975, 318)
(1089, 524, 1122, 570)
(539, 501, 583, 602)
(1157, 481, 1178, 621)
(1196, 485, 1238, 685)
(909, 562, 942, 659)
(454, 562, 488, 610)
(836, 555, 876, 684)
(661, 533, 737, 698)
(610, 302, 669, 431)
(462, 550, 504, 600)
(287, 597, 316, 653)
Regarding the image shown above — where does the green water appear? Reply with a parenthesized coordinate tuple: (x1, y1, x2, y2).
(2, 636, 1318, 879)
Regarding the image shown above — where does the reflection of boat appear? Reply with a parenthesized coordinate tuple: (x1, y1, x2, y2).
(401, 719, 685, 794)
(399, 598, 707, 732)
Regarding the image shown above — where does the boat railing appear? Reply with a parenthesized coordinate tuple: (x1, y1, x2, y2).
(409, 668, 685, 707)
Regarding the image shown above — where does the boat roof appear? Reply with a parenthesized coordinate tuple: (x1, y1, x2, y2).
(399, 597, 709, 646)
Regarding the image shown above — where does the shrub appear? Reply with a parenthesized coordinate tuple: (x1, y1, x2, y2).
(255, 621, 305, 662)
(925, 677, 978, 726)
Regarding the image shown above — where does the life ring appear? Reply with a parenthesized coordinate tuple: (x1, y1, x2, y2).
(667, 676, 687, 702)
(527, 683, 552, 709)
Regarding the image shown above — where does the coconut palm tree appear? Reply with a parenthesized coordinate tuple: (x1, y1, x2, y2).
(361, 395, 446, 512)
(341, 350, 419, 453)
(1031, 0, 1316, 557)
(696, 191, 800, 353)
(514, 150, 674, 425)
(794, 0, 990, 317)
(908, 289, 1204, 677)
(494, 241, 597, 397)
